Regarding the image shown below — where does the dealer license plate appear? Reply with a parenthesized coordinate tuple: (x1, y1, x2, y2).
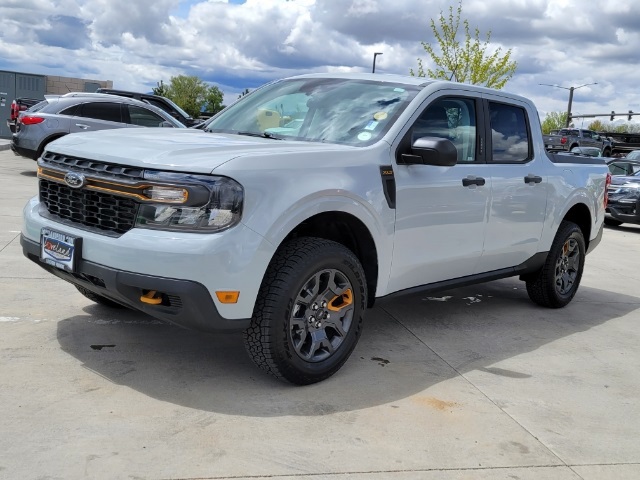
(40, 228, 81, 273)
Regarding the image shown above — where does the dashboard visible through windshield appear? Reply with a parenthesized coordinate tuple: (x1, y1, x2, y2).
(205, 78, 421, 146)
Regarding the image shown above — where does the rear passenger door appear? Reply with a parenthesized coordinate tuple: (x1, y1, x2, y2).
(69, 102, 126, 133)
(474, 96, 548, 273)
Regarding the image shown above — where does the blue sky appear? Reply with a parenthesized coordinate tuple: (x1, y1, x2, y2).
(1, 0, 639, 121)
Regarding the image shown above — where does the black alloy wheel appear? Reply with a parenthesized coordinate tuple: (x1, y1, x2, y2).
(244, 237, 367, 385)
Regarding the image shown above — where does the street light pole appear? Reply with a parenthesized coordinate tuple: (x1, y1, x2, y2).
(372, 52, 383, 73)
(539, 82, 597, 128)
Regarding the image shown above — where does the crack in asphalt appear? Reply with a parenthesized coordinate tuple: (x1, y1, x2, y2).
(163, 461, 640, 479)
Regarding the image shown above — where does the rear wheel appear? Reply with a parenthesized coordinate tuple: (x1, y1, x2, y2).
(526, 221, 585, 308)
(244, 237, 367, 385)
(75, 285, 125, 308)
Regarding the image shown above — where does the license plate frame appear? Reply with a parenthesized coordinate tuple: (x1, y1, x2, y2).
(40, 228, 82, 273)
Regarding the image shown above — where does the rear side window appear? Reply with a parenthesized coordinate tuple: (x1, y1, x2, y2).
(59, 104, 80, 116)
(489, 102, 531, 162)
(78, 102, 122, 123)
(127, 105, 166, 127)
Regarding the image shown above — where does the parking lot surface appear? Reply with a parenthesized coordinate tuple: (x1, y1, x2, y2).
(1, 149, 639, 480)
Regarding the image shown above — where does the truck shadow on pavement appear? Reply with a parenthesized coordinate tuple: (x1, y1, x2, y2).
(56, 277, 639, 417)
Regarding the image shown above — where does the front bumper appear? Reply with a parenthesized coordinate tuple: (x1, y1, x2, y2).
(606, 198, 640, 225)
(22, 196, 276, 328)
(11, 135, 38, 160)
(22, 235, 248, 331)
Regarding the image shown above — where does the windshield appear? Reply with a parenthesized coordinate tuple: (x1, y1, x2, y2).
(205, 78, 421, 146)
(626, 150, 640, 160)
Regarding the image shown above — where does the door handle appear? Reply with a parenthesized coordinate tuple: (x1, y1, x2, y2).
(524, 174, 542, 184)
(75, 123, 90, 130)
(462, 176, 486, 187)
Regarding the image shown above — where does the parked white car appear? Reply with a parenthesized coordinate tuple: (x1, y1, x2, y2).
(22, 73, 608, 384)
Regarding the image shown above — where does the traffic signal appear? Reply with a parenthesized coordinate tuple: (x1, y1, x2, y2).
(611, 111, 615, 121)
(629, 111, 634, 121)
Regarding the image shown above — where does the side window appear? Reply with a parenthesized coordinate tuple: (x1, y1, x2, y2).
(79, 102, 122, 123)
(127, 105, 166, 127)
(582, 130, 591, 138)
(411, 97, 477, 163)
(489, 102, 531, 162)
(59, 105, 79, 116)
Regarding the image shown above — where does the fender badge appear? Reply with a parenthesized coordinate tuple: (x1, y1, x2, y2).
(64, 172, 86, 189)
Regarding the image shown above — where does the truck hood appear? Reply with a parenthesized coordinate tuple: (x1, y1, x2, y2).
(45, 128, 356, 173)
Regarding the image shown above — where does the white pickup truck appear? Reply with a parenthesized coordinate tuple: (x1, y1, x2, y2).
(22, 73, 609, 384)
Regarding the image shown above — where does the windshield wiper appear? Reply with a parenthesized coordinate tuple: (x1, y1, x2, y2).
(237, 131, 283, 140)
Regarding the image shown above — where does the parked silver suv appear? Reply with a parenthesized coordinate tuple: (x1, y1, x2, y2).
(11, 93, 184, 160)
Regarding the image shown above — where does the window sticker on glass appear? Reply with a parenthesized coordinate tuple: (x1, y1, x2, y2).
(374, 112, 388, 121)
(357, 132, 372, 141)
(364, 121, 378, 131)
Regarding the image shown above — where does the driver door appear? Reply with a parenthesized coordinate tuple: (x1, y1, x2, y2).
(387, 93, 490, 293)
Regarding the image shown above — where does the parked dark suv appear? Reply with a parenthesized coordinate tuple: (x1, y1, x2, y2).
(95, 88, 203, 127)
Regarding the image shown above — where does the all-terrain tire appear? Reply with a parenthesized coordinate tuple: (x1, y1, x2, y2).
(526, 221, 585, 308)
(243, 237, 367, 385)
(75, 285, 125, 308)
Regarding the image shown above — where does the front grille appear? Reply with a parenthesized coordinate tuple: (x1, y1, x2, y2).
(40, 179, 138, 235)
(40, 151, 144, 181)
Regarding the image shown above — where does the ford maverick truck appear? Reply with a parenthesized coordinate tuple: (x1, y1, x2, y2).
(22, 73, 609, 384)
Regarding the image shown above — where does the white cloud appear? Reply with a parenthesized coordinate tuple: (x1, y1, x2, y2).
(0, 0, 638, 123)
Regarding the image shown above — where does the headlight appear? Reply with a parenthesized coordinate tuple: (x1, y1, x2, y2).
(135, 171, 243, 233)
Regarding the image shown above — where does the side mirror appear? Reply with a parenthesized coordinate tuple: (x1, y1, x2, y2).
(160, 121, 175, 128)
(401, 137, 458, 166)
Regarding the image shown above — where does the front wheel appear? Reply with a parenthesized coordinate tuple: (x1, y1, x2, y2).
(244, 237, 367, 385)
(526, 221, 585, 308)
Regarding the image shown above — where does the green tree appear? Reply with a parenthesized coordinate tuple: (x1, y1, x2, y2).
(205, 85, 225, 114)
(541, 111, 568, 134)
(166, 75, 208, 118)
(411, 1, 517, 89)
(587, 119, 606, 132)
(152, 80, 170, 97)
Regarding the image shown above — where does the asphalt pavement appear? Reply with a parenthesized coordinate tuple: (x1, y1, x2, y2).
(1, 149, 639, 480)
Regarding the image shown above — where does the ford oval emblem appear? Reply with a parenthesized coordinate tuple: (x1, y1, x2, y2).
(64, 172, 86, 189)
